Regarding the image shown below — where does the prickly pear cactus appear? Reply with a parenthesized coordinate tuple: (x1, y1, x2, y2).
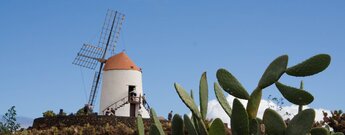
(209, 118, 226, 135)
(216, 68, 249, 100)
(258, 55, 288, 89)
(136, 115, 145, 135)
(286, 109, 315, 135)
(214, 54, 331, 135)
(231, 98, 249, 135)
(249, 118, 260, 135)
(149, 124, 161, 135)
(172, 114, 184, 135)
(174, 83, 201, 119)
(150, 108, 165, 135)
(310, 127, 330, 135)
(286, 54, 331, 77)
(214, 82, 232, 117)
(184, 114, 198, 135)
(331, 133, 345, 135)
(200, 72, 208, 121)
(275, 81, 314, 105)
(172, 54, 331, 135)
(248, 55, 288, 120)
(246, 88, 262, 120)
(298, 81, 304, 112)
(263, 108, 286, 135)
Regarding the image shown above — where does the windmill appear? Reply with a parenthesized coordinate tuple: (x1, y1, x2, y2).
(72, 10, 125, 107)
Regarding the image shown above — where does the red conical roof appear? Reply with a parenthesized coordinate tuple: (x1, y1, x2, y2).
(103, 52, 141, 71)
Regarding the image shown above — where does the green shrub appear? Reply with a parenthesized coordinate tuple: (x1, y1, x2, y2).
(42, 110, 56, 117)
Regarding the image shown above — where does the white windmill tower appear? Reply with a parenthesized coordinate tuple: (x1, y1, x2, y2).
(72, 10, 150, 118)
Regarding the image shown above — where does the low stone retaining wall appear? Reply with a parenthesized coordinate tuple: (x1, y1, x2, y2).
(32, 115, 153, 130)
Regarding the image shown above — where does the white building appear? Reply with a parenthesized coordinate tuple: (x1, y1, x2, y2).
(99, 52, 150, 118)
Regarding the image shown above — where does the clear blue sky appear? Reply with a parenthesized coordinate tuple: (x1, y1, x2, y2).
(0, 0, 344, 119)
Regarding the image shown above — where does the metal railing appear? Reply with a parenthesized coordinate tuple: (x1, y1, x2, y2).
(102, 96, 129, 114)
(102, 95, 151, 115)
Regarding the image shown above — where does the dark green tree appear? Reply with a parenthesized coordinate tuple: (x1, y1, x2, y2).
(0, 106, 20, 134)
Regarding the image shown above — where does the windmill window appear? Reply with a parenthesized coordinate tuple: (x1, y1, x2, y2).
(128, 85, 136, 96)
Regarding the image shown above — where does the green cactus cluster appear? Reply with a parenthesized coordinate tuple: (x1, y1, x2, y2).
(137, 72, 228, 135)
(136, 108, 227, 135)
(137, 54, 333, 135)
(214, 54, 331, 135)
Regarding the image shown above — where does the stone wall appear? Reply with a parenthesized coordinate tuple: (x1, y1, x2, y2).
(32, 115, 153, 130)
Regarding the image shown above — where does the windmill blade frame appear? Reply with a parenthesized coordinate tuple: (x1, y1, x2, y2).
(72, 44, 104, 70)
(86, 10, 125, 106)
(88, 71, 103, 106)
(98, 9, 125, 56)
(72, 9, 125, 107)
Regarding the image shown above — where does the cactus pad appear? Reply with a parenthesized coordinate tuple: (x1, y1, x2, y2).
(286, 109, 315, 135)
(231, 98, 249, 135)
(216, 68, 249, 100)
(286, 54, 331, 77)
(310, 127, 330, 135)
(258, 55, 288, 89)
(247, 88, 262, 119)
(172, 114, 184, 135)
(214, 82, 232, 117)
(198, 119, 209, 135)
(275, 82, 314, 105)
(150, 108, 165, 135)
(149, 124, 162, 135)
(249, 119, 260, 135)
(200, 72, 208, 120)
(209, 118, 226, 135)
(174, 83, 202, 119)
(332, 133, 345, 135)
(137, 115, 145, 135)
(184, 114, 198, 135)
(263, 108, 286, 135)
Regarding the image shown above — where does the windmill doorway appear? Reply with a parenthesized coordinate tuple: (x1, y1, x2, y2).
(128, 85, 136, 117)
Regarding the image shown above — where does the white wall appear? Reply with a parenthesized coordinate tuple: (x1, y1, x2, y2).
(99, 70, 149, 118)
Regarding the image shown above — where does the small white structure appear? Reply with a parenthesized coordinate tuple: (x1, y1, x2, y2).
(99, 52, 150, 118)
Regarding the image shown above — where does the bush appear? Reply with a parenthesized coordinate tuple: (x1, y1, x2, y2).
(76, 105, 93, 116)
(42, 110, 56, 117)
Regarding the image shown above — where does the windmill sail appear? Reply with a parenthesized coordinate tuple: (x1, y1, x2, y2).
(72, 9, 125, 107)
(72, 44, 104, 70)
(88, 71, 102, 106)
(98, 10, 125, 56)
